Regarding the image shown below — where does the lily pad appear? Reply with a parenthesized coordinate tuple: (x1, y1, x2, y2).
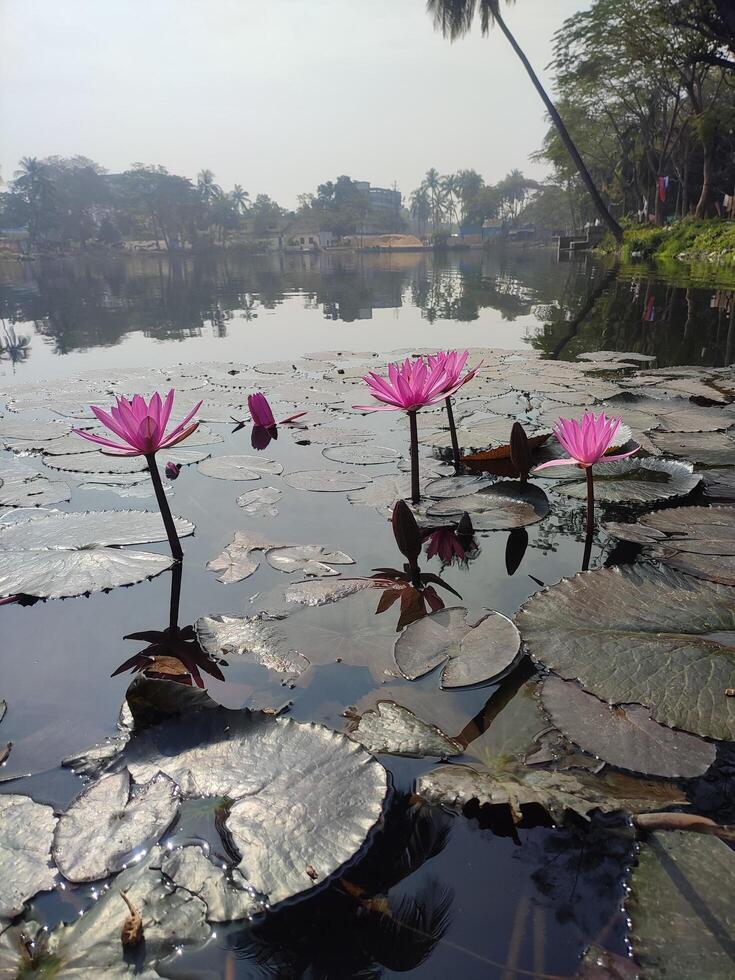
(45, 447, 210, 473)
(53, 769, 180, 883)
(554, 458, 700, 505)
(648, 430, 735, 465)
(322, 444, 400, 465)
(417, 762, 687, 824)
(606, 505, 735, 585)
(516, 564, 735, 740)
(0, 461, 70, 508)
(284, 577, 377, 606)
(394, 606, 521, 688)
(0, 510, 194, 551)
(206, 530, 278, 584)
(702, 469, 735, 500)
(283, 469, 370, 492)
(118, 702, 388, 909)
(348, 701, 462, 758)
(265, 545, 354, 577)
(198, 454, 283, 481)
(195, 614, 309, 677)
(627, 832, 735, 980)
(426, 482, 549, 531)
(540, 675, 715, 778)
(0, 794, 57, 918)
(423, 474, 494, 498)
(160, 844, 260, 922)
(0, 548, 174, 599)
(38, 846, 209, 977)
(236, 486, 282, 516)
(347, 474, 424, 517)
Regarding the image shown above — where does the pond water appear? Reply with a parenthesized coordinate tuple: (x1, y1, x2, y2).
(1, 248, 734, 979)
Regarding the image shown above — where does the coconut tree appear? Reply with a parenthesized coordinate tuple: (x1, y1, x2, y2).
(230, 184, 250, 214)
(12, 157, 56, 244)
(426, 0, 623, 241)
(422, 168, 445, 233)
(410, 186, 431, 237)
(441, 173, 462, 231)
(196, 168, 221, 205)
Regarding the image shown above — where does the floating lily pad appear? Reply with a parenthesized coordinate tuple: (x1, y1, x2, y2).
(0, 548, 174, 599)
(0, 794, 57, 918)
(0, 418, 71, 445)
(702, 469, 735, 500)
(37, 846, 209, 977)
(118, 701, 388, 909)
(195, 614, 309, 677)
(648, 430, 735, 465)
(283, 469, 370, 492)
(161, 844, 260, 922)
(540, 675, 715, 778)
(53, 769, 179, 883)
(423, 474, 493, 498)
(265, 544, 354, 577)
(236, 486, 282, 516)
(45, 447, 210, 473)
(347, 474, 422, 517)
(197, 454, 283, 481)
(516, 564, 735, 740)
(394, 606, 521, 688)
(426, 482, 549, 530)
(348, 701, 462, 758)
(284, 577, 376, 606)
(627, 832, 735, 980)
(206, 530, 278, 584)
(554, 458, 700, 505)
(0, 461, 70, 508)
(322, 444, 400, 465)
(0, 509, 194, 551)
(417, 762, 687, 824)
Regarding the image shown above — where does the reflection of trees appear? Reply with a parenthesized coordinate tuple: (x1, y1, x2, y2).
(234, 795, 454, 978)
(0, 322, 31, 369)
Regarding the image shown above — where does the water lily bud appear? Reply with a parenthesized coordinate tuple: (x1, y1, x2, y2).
(391, 499, 422, 564)
(510, 421, 532, 480)
(165, 461, 182, 480)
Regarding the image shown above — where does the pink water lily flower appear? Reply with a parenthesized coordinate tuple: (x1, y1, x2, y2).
(247, 392, 306, 428)
(353, 353, 477, 413)
(73, 391, 202, 457)
(427, 349, 481, 394)
(534, 412, 638, 472)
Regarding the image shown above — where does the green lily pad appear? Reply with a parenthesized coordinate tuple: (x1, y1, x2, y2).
(0, 510, 194, 551)
(426, 481, 549, 531)
(0, 795, 57, 918)
(348, 701, 462, 758)
(516, 564, 735, 740)
(627, 831, 735, 980)
(554, 458, 700, 505)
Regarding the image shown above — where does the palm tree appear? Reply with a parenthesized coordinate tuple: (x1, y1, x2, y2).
(409, 186, 431, 237)
(12, 157, 56, 244)
(426, 0, 623, 241)
(196, 168, 221, 204)
(422, 168, 445, 233)
(230, 184, 250, 214)
(441, 173, 462, 231)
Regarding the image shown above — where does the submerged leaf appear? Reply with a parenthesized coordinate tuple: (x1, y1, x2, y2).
(516, 564, 735, 740)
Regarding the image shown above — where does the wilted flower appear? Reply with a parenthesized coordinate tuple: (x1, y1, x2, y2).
(73, 390, 201, 457)
(534, 412, 638, 472)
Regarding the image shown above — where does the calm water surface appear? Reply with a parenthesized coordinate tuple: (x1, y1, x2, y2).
(1, 249, 732, 978)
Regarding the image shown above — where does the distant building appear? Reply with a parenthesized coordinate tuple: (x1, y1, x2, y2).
(282, 216, 335, 251)
(354, 181, 402, 234)
(482, 219, 504, 242)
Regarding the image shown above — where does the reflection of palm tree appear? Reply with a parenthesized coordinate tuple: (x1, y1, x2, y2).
(230, 184, 250, 213)
(0, 323, 31, 370)
(427, 1, 623, 241)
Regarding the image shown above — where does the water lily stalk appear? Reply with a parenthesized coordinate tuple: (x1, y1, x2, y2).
(581, 466, 594, 572)
(168, 558, 183, 632)
(408, 409, 420, 505)
(444, 396, 462, 473)
(146, 454, 183, 561)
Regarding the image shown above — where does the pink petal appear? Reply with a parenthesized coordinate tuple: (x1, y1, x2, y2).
(72, 429, 132, 452)
(533, 457, 583, 472)
(160, 389, 175, 431)
(161, 400, 203, 445)
(90, 405, 134, 443)
(159, 421, 200, 450)
(595, 446, 640, 464)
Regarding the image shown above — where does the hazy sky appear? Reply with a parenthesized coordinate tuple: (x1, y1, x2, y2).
(1, 0, 586, 207)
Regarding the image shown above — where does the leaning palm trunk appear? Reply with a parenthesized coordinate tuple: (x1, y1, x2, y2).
(428, 0, 623, 242)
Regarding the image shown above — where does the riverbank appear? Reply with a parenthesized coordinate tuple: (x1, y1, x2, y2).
(608, 219, 735, 265)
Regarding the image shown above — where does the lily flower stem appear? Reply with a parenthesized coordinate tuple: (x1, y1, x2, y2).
(444, 396, 462, 474)
(146, 453, 183, 561)
(408, 410, 420, 505)
(169, 559, 183, 633)
(585, 465, 595, 539)
(409, 560, 422, 590)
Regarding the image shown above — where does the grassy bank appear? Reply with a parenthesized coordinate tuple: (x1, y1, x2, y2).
(613, 219, 735, 264)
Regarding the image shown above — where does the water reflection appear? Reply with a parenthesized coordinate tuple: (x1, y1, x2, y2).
(112, 562, 227, 688)
(3, 249, 735, 369)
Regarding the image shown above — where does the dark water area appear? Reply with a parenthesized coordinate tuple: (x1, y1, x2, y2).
(0, 249, 733, 978)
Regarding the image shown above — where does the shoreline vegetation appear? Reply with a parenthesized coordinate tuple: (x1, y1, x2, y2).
(598, 219, 735, 266)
